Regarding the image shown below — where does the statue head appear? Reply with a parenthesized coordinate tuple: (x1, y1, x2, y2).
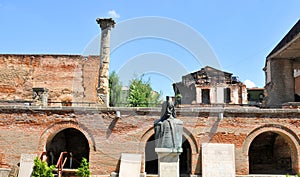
(164, 96, 176, 119)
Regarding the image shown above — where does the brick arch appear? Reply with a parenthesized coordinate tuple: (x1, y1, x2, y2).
(182, 127, 199, 154)
(140, 126, 199, 154)
(242, 124, 300, 173)
(38, 120, 96, 152)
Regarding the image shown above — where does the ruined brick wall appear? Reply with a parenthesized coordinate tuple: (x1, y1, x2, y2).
(0, 54, 99, 103)
(265, 59, 295, 107)
(0, 106, 300, 175)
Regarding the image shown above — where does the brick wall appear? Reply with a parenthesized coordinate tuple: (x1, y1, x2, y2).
(0, 54, 99, 103)
(0, 106, 300, 175)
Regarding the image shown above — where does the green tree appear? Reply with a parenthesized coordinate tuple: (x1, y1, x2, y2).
(32, 157, 55, 177)
(128, 76, 162, 107)
(109, 71, 122, 107)
(76, 158, 91, 177)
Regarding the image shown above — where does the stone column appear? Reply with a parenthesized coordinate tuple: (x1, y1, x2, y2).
(96, 18, 115, 107)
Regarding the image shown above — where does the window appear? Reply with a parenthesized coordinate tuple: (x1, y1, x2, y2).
(224, 88, 231, 103)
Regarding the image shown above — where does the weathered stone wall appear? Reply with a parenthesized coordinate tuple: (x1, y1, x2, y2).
(0, 106, 300, 175)
(0, 54, 99, 103)
(265, 58, 295, 107)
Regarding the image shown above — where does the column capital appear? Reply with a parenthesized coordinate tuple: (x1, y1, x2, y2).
(96, 18, 116, 30)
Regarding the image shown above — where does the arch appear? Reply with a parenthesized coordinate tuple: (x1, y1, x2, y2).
(181, 135, 192, 175)
(243, 124, 300, 174)
(38, 121, 96, 153)
(46, 128, 89, 168)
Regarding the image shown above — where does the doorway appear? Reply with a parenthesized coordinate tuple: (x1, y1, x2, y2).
(249, 132, 293, 174)
(46, 128, 89, 168)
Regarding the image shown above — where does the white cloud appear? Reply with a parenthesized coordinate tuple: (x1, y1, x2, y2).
(244, 79, 256, 88)
(108, 10, 120, 19)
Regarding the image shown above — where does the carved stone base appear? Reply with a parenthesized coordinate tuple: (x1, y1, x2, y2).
(155, 148, 182, 177)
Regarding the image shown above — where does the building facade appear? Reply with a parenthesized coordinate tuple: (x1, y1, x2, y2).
(173, 66, 247, 105)
(247, 88, 264, 106)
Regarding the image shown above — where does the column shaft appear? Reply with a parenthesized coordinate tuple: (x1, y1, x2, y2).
(96, 18, 115, 107)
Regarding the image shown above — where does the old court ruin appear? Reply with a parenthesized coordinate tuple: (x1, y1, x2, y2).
(0, 19, 300, 176)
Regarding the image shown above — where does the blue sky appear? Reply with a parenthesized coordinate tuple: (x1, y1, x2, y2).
(1, 0, 300, 97)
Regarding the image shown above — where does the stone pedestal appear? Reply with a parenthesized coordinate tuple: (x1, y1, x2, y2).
(155, 148, 182, 177)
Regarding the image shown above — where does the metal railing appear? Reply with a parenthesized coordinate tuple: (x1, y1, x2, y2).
(56, 152, 69, 177)
(39, 151, 80, 177)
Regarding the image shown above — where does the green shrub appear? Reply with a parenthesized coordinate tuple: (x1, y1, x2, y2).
(32, 157, 55, 177)
(76, 158, 90, 177)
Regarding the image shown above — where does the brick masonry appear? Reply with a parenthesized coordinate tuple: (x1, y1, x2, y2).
(0, 54, 99, 103)
(0, 106, 300, 175)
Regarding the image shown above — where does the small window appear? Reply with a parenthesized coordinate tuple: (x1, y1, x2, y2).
(224, 88, 231, 103)
(202, 89, 210, 104)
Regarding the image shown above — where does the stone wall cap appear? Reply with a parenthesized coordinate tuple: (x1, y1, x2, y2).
(1, 105, 300, 117)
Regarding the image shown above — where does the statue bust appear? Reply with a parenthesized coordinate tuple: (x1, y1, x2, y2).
(154, 96, 183, 149)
